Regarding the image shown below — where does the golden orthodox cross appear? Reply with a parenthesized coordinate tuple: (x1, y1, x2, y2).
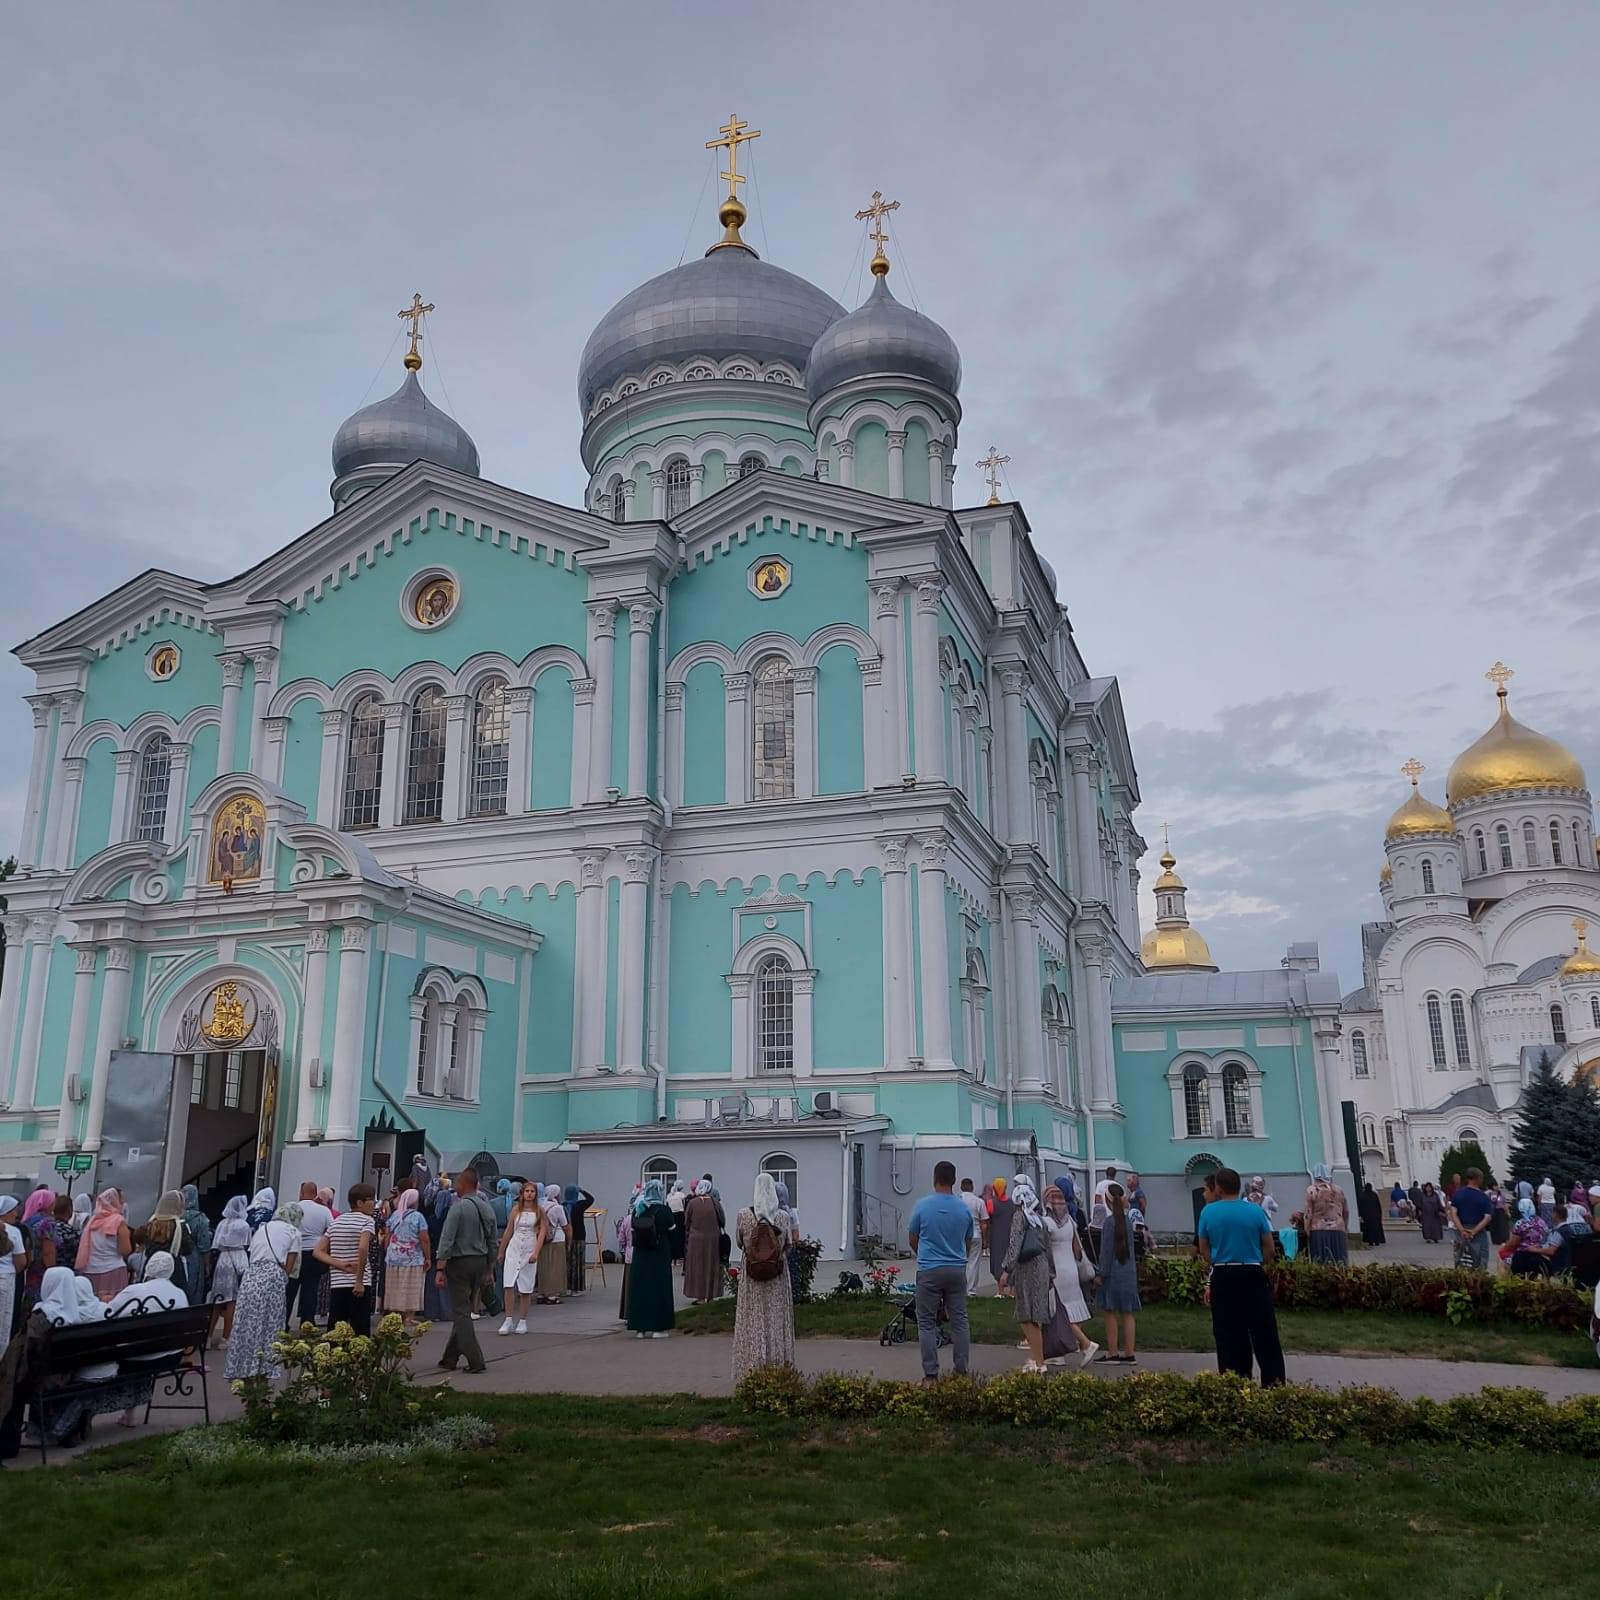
(855, 189, 901, 267)
(1575, 916, 1589, 942)
(976, 445, 1010, 506)
(706, 113, 761, 198)
(398, 293, 434, 372)
(1400, 757, 1425, 788)
(1485, 660, 1514, 699)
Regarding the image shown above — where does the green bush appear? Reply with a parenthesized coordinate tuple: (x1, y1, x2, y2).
(790, 1237, 823, 1303)
(734, 1366, 1600, 1456)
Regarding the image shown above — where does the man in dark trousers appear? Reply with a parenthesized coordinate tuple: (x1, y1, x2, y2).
(434, 1167, 499, 1374)
(1196, 1165, 1286, 1387)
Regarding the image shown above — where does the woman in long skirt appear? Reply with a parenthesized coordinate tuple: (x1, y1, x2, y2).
(732, 1176, 795, 1381)
(667, 1182, 688, 1268)
(1417, 1183, 1445, 1244)
(225, 1203, 301, 1383)
(535, 1186, 568, 1305)
(999, 1176, 1052, 1372)
(616, 1195, 637, 1323)
(382, 1188, 432, 1326)
(1043, 1184, 1098, 1366)
(207, 1195, 250, 1347)
(626, 1182, 675, 1337)
(682, 1182, 723, 1303)
(987, 1179, 1015, 1295)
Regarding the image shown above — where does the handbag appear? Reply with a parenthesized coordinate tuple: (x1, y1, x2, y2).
(478, 1267, 503, 1319)
(1017, 1221, 1045, 1265)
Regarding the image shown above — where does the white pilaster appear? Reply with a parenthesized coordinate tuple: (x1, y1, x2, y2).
(620, 477, 637, 522)
(1077, 932, 1115, 1112)
(688, 463, 706, 506)
(586, 602, 617, 802)
(316, 709, 345, 828)
(260, 714, 289, 787)
(859, 659, 885, 789)
(574, 848, 609, 1073)
(110, 748, 139, 843)
(1008, 891, 1044, 1090)
(442, 694, 471, 823)
(626, 601, 657, 798)
(917, 834, 955, 1069)
(0, 919, 26, 1102)
(325, 923, 371, 1141)
(571, 679, 596, 807)
(792, 666, 818, 798)
(910, 576, 945, 783)
(999, 666, 1031, 846)
(504, 687, 533, 812)
(617, 850, 650, 1072)
(20, 698, 53, 866)
(886, 430, 907, 499)
(927, 439, 948, 508)
(84, 944, 133, 1148)
(164, 742, 191, 849)
(649, 470, 666, 519)
(1313, 1019, 1350, 1175)
(54, 946, 99, 1144)
(870, 580, 907, 781)
(880, 836, 912, 1068)
(378, 701, 406, 825)
(216, 653, 246, 774)
(837, 439, 856, 489)
(663, 683, 684, 805)
(724, 673, 751, 805)
(1069, 750, 1101, 903)
(45, 757, 86, 871)
(246, 647, 278, 775)
(294, 926, 330, 1141)
(438, 1003, 461, 1097)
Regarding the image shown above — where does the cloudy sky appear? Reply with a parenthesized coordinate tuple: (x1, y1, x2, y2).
(6, 4, 1599, 985)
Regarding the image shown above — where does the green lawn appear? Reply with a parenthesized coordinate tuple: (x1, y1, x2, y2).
(677, 1292, 1593, 1366)
(9, 1396, 1599, 1598)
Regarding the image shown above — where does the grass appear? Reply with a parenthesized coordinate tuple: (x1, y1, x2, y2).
(677, 1291, 1595, 1366)
(8, 1394, 1600, 1598)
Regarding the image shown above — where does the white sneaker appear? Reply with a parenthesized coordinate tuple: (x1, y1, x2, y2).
(470, 1313, 482, 1321)
(515, 1319, 528, 1334)
(651, 1330, 669, 1339)
(1079, 1340, 1100, 1369)
(497, 1317, 514, 1336)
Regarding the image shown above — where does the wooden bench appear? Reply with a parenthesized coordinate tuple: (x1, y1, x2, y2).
(27, 1303, 212, 1463)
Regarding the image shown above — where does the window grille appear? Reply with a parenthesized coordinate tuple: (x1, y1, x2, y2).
(342, 695, 387, 829)
(1450, 995, 1471, 1065)
(1183, 1064, 1211, 1138)
(752, 658, 795, 798)
(404, 687, 447, 823)
(1426, 995, 1448, 1068)
(1222, 1063, 1252, 1136)
(468, 678, 510, 816)
(1351, 1031, 1369, 1077)
(133, 733, 172, 841)
(665, 459, 691, 516)
(756, 954, 794, 1072)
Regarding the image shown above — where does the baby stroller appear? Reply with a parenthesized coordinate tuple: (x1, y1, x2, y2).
(879, 1292, 950, 1348)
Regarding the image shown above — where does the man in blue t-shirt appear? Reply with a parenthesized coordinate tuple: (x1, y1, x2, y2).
(1448, 1169, 1494, 1270)
(1196, 1166, 1286, 1386)
(908, 1161, 974, 1381)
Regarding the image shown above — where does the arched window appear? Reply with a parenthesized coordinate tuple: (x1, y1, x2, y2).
(1458, 1127, 1479, 1147)
(739, 454, 766, 479)
(404, 686, 447, 823)
(664, 457, 691, 516)
(752, 657, 795, 799)
(415, 990, 440, 1093)
(962, 949, 990, 1083)
(1383, 1119, 1398, 1166)
(1575, 821, 1585, 863)
(1182, 1063, 1211, 1138)
(1449, 993, 1471, 1066)
(1425, 994, 1447, 1068)
(759, 1151, 798, 1210)
(1523, 820, 1538, 867)
(756, 953, 794, 1072)
(608, 477, 626, 524)
(1591, 994, 1600, 1032)
(1359, 1114, 1376, 1149)
(1474, 829, 1488, 874)
(133, 732, 172, 842)
(1496, 823, 1512, 869)
(1421, 858, 1435, 894)
(468, 677, 510, 817)
(1551, 1002, 1567, 1047)
(1222, 1063, 1252, 1136)
(641, 1155, 677, 1189)
(1551, 820, 1564, 865)
(1351, 1029, 1369, 1077)
(341, 693, 387, 829)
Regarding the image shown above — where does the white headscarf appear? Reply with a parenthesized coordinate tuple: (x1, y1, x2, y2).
(213, 1194, 249, 1251)
(752, 1172, 781, 1224)
(144, 1250, 177, 1280)
(36, 1266, 82, 1325)
(694, 1178, 713, 1197)
(74, 1276, 108, 1320)
(72, 1191, 93, 1219)
(1011, 1174, 1044, 1227)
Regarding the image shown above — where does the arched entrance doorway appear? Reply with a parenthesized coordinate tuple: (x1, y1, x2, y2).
(1184, 1152, 1223, 1226)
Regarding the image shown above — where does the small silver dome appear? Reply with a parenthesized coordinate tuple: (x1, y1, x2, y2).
(806, 274, 961, 402)
(579, 246, 845, 415)
(331, 371, 480, 485)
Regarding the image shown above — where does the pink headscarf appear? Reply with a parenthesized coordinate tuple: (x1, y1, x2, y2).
(390, 1187, 417, 1223)
(74, 1187, 125, 1270)
(21, 1186, 55, 1224)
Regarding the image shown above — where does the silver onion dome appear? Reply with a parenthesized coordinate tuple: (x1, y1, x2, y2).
(331, 371, 480, 484)
(578, 245, 846, 415)
(805, 273, 961, 401)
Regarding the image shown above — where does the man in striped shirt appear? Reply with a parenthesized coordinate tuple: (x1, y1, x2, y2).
(316, 1183, 377, 1336)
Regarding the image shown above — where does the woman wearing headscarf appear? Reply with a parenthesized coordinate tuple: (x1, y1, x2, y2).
(106, 1251, 187, 1316)
(224, 1200, 302, 1382)
(987, 1177, 1015, 1295)
(74, 1188, 133, 1299)
(616, 1185, 640, 1322)
(207, 1194, 250, 1346)
(998, 1175, 1052, 1371)
(382, 1186, 432, 1326)
(536, 1185, 569, 1305)
(491, 1177, 515, 1230)
(682, 1180, 723, 1304)
(732, 1173, 794, 1381)
(245, 1186, 277, 1235)
(177, 1185, 211, 1305)
(1417, 1182, 1445, 1244)
(1537, 1176, 1557, 1224)
(1043, 1182, 1098, 1367)
(61, 1191, 91, 1263)
(1358, 1183, 1386, 1248)
(0, 1197, 25, 1341)
(775, 1181, 804, 1303)
(625, 1179, 675, 1337)
(1303, 1166, 1350, 1264)
(564, 1183, 595, 1296)
(140, 1190, 191, 1302)
(1094, 1181, 1141, 1364)
(0, 1265, 124, 1450)
(666, 1180, 688, 1268)
(21, 1191, 65, 1301)
(1506, 1197, 1559, 1275)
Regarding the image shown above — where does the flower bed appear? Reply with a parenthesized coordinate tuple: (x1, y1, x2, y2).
(736, 1365, 1600, 1455)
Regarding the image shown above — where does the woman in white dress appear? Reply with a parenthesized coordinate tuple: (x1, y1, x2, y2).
(496, 1181, 545, 1335)
(1043, 1184, 1099, 1367)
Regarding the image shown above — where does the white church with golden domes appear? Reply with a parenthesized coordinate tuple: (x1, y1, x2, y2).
(1338, 663, 1600, 1185)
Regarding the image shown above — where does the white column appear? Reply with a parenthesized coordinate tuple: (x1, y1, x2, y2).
(20, 698, 53, 866)
(663, 683, 684, 806)
(293, 927, 330, 1141)
(879, 837, 912, 1069)
(438, 1004, 461, 1097)
(164, 743, 191, 849)
(619, 477, 638, 522)
(259, 717, 288, 788)
(246, 647, 278, 775)
(1077, 932, 1115, 1112)
(586, 602, 617, 802)
(45, 757, 86, 870)
(792, 970, 815, 1078)
(1069, 750, 1101, 903)
(836, 439, 856, 489)
(724, 672, 751, 805)
(792, 667, 818, 798)
(378, 701, 406, 824)
(859, 659, 885, 789)
(84, 944, 133, 1148)
(626, 601, 657, 798)
(1009, 891, 1044, 1090)
(442, 694, 471, 822)
(12, 920, 53, 1105)
(216, 654, 246, 774)
(571, 679, 596, 806)
(649, 471, 666, 519)
(886, 430, 907, 499)
(0, 919, 26, 1099)
(325, 924, 371, 1141)
(110, 749, 139, 843)
(1044, 794, 1062, 880)
(927, 439, 948, 508)
(54, 946, 99, 1144)
(917, 834, 955, 1069)
(317, 709, 346, 827)
(999, 666, 1031, 846)
(574, 850, 609, 1072)
(617, 850, 650, 1072)
(910, 576, 945, 783)
(1313, 1020, 1349, 1174)
(688, 464, 706, 506)
(870, 580, 907, 782)
(504, 688, 533, 812)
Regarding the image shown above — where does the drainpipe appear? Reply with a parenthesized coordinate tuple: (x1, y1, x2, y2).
(646, 578, 671, 1122)
(1286, 1000, 1312, 1174)
(840, 1128, 850, 1256)
(999, 893, 1018, 1129)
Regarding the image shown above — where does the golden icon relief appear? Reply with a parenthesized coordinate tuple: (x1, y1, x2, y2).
(147, 643, 181, 680)
(209, 793, 265, 886)
(201, 980, 254, 1046)
(413, 576, 457, 626)
(749, 556, 791, 598)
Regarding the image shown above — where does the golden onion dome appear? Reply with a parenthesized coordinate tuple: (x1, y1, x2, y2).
(1152, 847, 1184, 892)
(1379, 863, 1393, 885)
(1141, 925, 1219, 971)
(1385, 781, 1455, 841)
(1446, 666, 1586, 804)
(1560, 921, 1600, 979)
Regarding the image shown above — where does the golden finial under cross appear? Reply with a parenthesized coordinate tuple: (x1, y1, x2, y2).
(705, 114, 762, 251)
(1485, 660, 1515, 701)
(1575, 916, 1589, 943)
(856, 190, 901, 277)
(1400, 757, 1425, 788)
(398, 293, 434, 373)
(977, 445, 1010, 506)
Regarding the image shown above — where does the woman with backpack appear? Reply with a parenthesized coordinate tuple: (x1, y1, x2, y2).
(626, 1179, 675, 1338)
(997, 1174, 1052, 1373)
(732, 1173, 794, 1381)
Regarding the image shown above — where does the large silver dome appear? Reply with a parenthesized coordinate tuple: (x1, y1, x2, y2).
(578, 245, 845, 414)
(331, 371, 480, 484)
(806, 275, 961, 401)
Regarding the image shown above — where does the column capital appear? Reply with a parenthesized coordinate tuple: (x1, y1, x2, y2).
(246, 645, 279, 671)
(503, 686, 533, 712)
(1075, 931, 1108, 967)
(927, 438, 948, 462)
(790, 666, 818, 691)
(1069, 747, 1099, 777)
(918, 832, 950, 870)
(836, 440, 856, 460)
(1008, 890, 1038, 924)
(320, 707, 347, 731)
(628, 599, 660, 633)
(60, 755, 87, 780)
(886, 430, 908, 448)
(380, 700, 407, 725)
(306, 926, 332, 954)
(24, 914, 56, 943)
(572, 677, 597, 706)
(663, 682, 684, 710)
(337, 923, 372, 955)
(577, 848, 609, 888)
(72, 945, 99, 976)
(912, 575, 945, 614)
(587, 601, 619, 639)
(725, 671, 752, 698)
(219, 653, 248, 688)
(857, 658, 883, 686)
(3, 914, 27, 944)
(622, 850, 652, 884)
(869, 578, 902, 618)
(445, 693, 473, 723)
(27, 696, 53, 729)
(687, 464, 706, 483)
(260, 716, 289, 738)
(878, 835, 909, 874)
(647, 470, 666, 488)
(620, 477, 638, 505)
(104, 943, 135, 973)
(53, 689, 85, 720)
(998, 664, 1031, 697)
(112, 748, 141, 775)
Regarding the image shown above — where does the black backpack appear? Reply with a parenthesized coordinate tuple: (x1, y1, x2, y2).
(633, 1210, 658, 1251)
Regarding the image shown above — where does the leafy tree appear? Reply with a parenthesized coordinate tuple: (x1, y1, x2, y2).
(1507, 1051, 1597, 1190)
(1439, 1140, 1497, 1190)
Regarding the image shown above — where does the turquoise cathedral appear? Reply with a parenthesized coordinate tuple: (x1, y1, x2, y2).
(0, 120, 1353, 1249)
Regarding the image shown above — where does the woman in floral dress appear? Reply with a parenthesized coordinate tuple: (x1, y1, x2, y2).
(382, 1187, 432, 1325)
(731, 1174, 794, 1381)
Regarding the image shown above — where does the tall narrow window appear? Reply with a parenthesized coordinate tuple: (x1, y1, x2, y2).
(415, 996, 436, 1093)
(468, 678, 510, 816)
(1222, 1063, 1252, 1136)
(1496, 823, 1512, 869)
(1351, 1030, 1369, 1078)
(1551, 820, 1564, 864)
(1383, 1120, 1398, 1166)
(752, 657, 795, 799)
(1360, 1115, 1376, 1149)
(739, 454, 766, 479)
(404, 686, 447, 823)
(1591, 994, 1600, 1032)
(608, 478, 626, 524)
(756, 954, 794, 1072)
(759, 1151, 798, 1208)
(664, 457, 691, 516)
(1183, 1063, 1211, 1138)
(133, 732, 172, 842)
(1575, 821, 1585, 863)
(1551, 1002, 1567, 1047)
(1421, 858, 1435, 894)
(1523, 819, 1539, 867)
(1426, 995, 1447, 1068)
(1474, 829, 1488, 874)
(1449, 994, 1471, 1066)
(341, 694, 387, 829)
